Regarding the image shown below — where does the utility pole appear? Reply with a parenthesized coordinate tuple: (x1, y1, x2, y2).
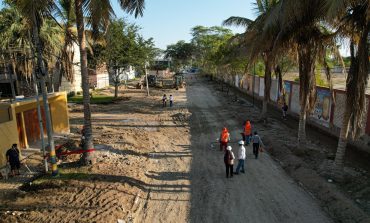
(29, 40, 48, 173)
(32, 12, 58, 176)
(33, 71, 48, 173)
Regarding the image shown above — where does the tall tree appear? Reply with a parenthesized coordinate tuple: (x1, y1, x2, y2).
(265, 0, 334, 148)
(223, 0, 280, 120)
(164, 40, 194, 72)
(329, 0, 369, 168)
(12, 0, 60, 175)
(73, 0, 145, 164)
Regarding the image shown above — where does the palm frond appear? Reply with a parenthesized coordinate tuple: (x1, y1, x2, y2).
(222, 16, 253, 28)
(118, 0, 145, 18)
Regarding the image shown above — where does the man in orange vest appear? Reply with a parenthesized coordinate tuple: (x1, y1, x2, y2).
(219, 127, 230, 151)
(243, 120, 252, 145)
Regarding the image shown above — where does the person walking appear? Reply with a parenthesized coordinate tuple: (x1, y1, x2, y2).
(162, 94, 167, 107)
(219, 127, 230, 151)
(251, 131, 264, 159)
(6, 144, 20, 176)
(169, 95, 173, 107)
(282, 103, 288, 120)
(224, 146, 235, 178)
(234, 140, 246, 174)
(243, 120, 252, 145)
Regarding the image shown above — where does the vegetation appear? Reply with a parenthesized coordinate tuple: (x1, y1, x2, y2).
(68, 95, 115, 104)
(164, 40, 194, 72)
(104, 19, 157, 98)
(192, 0, 368, 171)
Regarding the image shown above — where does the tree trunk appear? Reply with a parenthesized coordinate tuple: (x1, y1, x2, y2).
(114, 83, 119, 98)
(297, 42, 317, 148)
(6, 64, 16, 101)
(75, 0, 95, 165)
(145, 68, 150, 96)
(335, 110, 350, 167)
(298, 107, 307, 148)
(31, 12, 58, 175)
(261, 52, 272, 120)
(334, 21, 369, 167)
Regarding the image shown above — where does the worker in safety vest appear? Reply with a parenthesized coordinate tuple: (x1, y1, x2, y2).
(219, 127, 230, 151)
(243, 120, 252, 145)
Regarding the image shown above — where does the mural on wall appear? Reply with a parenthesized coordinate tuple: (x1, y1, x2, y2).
(311, 89, 331, 127)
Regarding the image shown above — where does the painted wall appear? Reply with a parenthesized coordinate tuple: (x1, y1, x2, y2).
(225, 73, 370, 152)
(259, 77, 265, 97)
(270, 79, 279, 102)
(0, 92, 70, 167)
(290, 84, 301, 114)
(0, 104, 18, 167)
(310, 88, 332, 127)
(254, 76, 260, 94)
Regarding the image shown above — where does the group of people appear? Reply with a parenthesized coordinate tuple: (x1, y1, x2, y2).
(162, 94, 174, 107)
(219, 120, 265, 178)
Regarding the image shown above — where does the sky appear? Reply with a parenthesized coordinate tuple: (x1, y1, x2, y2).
(112, 0, 256, 50)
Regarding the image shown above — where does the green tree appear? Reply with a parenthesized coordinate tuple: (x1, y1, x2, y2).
(73, 0, 145, 165)
(104, 19, 138, 98)
(223, 0, 280, 120)
(190, 26, 233, 75)
(265, 0, 335, 148)
(329, 0, 369, 168)
(164, 40, 194, 72)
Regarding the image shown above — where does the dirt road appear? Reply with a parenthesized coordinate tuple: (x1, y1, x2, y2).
(0, 75, 333, 223)
(184, 75, 331, 223)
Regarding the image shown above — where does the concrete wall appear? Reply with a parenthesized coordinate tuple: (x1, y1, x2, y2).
(254, 76, 260, 94)
(270, 79, 278, 102)
(223, 74, 370, 153)
(259, 77, 265, 97)
(290, 84, 300, 114)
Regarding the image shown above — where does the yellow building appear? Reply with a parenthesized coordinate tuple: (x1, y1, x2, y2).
(0, 92, 69, 167)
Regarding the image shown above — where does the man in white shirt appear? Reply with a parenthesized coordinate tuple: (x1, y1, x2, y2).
(234, 140, 246, 174)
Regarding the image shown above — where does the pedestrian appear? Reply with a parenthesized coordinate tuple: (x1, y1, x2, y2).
(6, 144, 20, 176)
(169, 95, 173, 107)
(224, 146, 235, 178)
(243, 120, 252, 145)
(282, 103, 288, 120)
(234, 140, 246, 174)
(162, 94, 167, 107)
(219, 127, 230, 151)
(251, 131, 265, 159)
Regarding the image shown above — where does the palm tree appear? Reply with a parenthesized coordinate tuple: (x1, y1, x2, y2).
(265, 0, 335, 148)
(73, 0, 145, 165)
(223, 0, 280, 120)
(12, 0, 61, 175)
(329, 0, 369, 168)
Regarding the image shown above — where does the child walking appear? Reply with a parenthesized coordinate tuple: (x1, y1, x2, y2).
(169, 95, 173, 107)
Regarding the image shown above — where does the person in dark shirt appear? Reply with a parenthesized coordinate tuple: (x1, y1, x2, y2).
(6, 144, 20, 176)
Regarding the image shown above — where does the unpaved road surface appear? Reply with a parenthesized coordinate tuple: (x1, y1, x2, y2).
(0, 75, 333, 223)
(185, 75, 331, 223)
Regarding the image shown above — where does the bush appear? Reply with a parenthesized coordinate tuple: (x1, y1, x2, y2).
(67, 91, 75, 98)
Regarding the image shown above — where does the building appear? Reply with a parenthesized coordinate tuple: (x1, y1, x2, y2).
(57, 43, 110, 93)
(0, 92, 70, 167)
(89, 65, 110, 89)
(108, 65, 137, 85)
